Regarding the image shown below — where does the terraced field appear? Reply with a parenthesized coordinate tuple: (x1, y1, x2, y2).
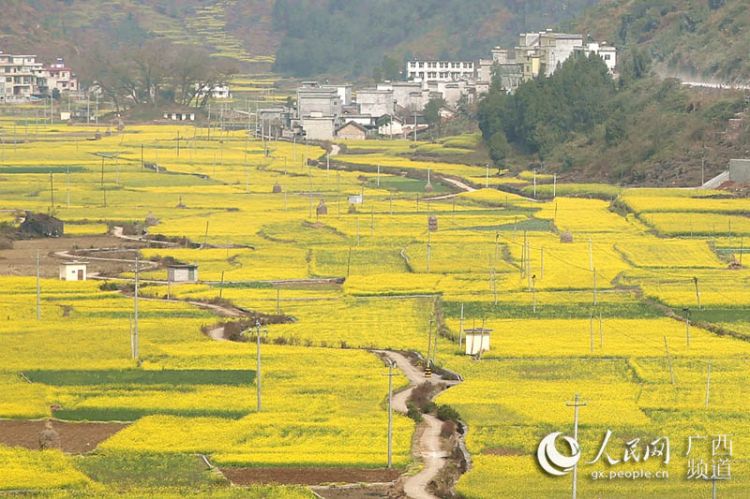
(0, 116, 748, 497)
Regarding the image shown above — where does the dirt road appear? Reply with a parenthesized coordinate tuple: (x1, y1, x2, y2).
(376, 351, 461, 499)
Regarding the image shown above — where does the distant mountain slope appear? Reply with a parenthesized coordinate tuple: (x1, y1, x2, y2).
(577, 0, 750, 82)
(271, 0, 605, 77)
(0, 1, 280, 69)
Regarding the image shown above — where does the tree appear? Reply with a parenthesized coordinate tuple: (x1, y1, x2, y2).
(82, 38, 237, 112)
(424, 96, 447, 137)
(487, 131, 510, 166)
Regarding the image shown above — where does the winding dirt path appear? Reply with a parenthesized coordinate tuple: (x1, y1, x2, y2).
(376, 351, 461, 499)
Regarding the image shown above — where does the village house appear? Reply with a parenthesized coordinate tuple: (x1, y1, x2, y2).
(407, 60, 476, 82)
(301, 113, 336, 141)
(297, 82, 342, 119)
(196, 83, 231, 100)
(0, 52, 80, 102)
(322, 84, 353, 106)
(42, 59, 78, 94)
(378, 116, 405, 137)
(0, 52, 44, 102)
(59, 261, 88, 281)
(167, 264, 199, 283)
(336, 121, 367, 140)
(355, 88, 395, 118)
(475, 31, 617, 93)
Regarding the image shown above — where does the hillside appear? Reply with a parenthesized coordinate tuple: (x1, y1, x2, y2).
(0, 0, 280, 73)
(271, 0, 604, 77)
(577, 0, 750, 82)
(477, 51, 750, 186)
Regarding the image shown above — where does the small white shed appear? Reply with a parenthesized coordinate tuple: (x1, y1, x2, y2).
(167, 264, 198, 283)
(59, 261, 88, 281)
(464, 328, 491, 355)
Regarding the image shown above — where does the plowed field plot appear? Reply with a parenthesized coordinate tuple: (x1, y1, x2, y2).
(0, 420, 128, 453)
(221, 467, 400, 486)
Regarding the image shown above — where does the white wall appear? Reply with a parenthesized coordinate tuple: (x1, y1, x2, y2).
(465, 333, 491, 355)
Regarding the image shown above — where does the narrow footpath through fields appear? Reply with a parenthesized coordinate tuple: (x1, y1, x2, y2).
(376, 350, 462, 499)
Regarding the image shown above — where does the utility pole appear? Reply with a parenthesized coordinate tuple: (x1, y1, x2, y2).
(432, 316, 438, 365)
(566, 394, 586, 499)
(553, 174, 557, 199)
(387, 359, 395, 469)
(49, 173, 55, 212)
(588, 239, 594, 271)
(347, 246, 352, 277)
(35, 251, 41, 320)
(459, 303, 464, 347)
(540, 247, 545, 280)
(740, 237, 744, 266)
(426, 230, 432, 273)
(693, 277, 701, 309)
(531, 274, 537, 313)
(663, 336, 675, 385)
(426, 318, 433, 367)
(413, 112, 417, 143)
(133, 255, 140, 361)
(256, 320, 262, 412)
(705, 362, 711, 408)
(684, 308, 691, 349)
(593, 268, 598, 306)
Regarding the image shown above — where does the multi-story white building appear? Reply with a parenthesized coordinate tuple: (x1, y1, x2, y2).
(0, 52, 44, 102)
(480, 31, 617, 93)
(355, 88, 395, 118)
(41, 59, 79, 94)
(579, 42, 617, 73)
(0, 52, 81, 102)
(406, 60, 475, 82)
(196, 83, 231, 100)
(297, 81, 341, 119)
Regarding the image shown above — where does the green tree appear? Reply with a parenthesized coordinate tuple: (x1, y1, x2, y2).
(424, 96, 447, 136)
(487, 131, 510, 166)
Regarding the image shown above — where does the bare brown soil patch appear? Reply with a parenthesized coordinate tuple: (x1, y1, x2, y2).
(0, 420, 128, 453)
(221, 467, 400, 486)
(482, 447, 526, 456)
(314, 485, 393, 498)
(0, 235, 140, 277)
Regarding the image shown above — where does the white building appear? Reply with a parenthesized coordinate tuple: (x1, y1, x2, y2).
(465, 328, 491, 355)
(196, 83, 231, 100)
(355, 89, 395, 118)
(59, 262, 88, 281)
(579, 42, 617, 73)
(322, 84, 352, 106)
(297, 82, 342, 119)
(407, 60, 475, 82)
(378, 116, 405, 137)
(167, 264, 199, 283)
(0, 52, 44, 102)
(42, 59, 78, 94)
(301, 113, 336, 141)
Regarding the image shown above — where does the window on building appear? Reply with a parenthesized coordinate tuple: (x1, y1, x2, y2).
(604, 54, 611, 61)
